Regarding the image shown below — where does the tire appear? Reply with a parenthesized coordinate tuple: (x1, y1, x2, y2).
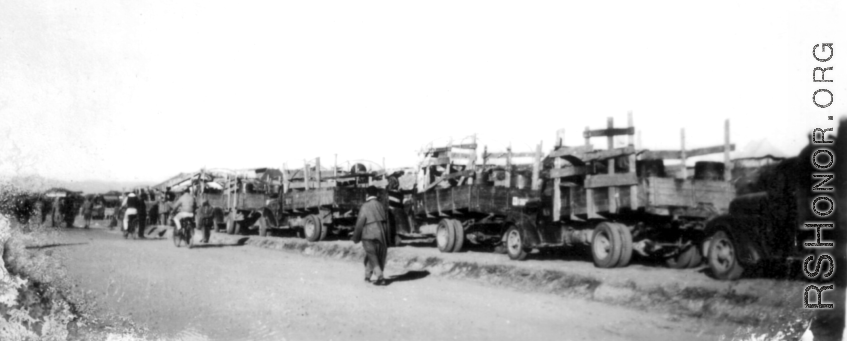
(666, 246, 697, 269)
(436, 219, 455, 253)
(186, 225, 194, 248)
(505, 225, 528, 261)
(613, 223, 633, 267)
(451, 219, 465, 252)
(173, 227, 182, 247)
(708, 230, 745, 280)
(591, 222, 623, 268)
(303, 214, 322, 242)
(700, 237, 713, 260)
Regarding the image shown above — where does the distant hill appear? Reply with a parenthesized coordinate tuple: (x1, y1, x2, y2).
(50, 179, 155, 194)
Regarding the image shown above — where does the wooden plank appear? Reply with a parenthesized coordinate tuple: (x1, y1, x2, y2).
(627, 112, 638, 210)
(641, 144, 736, 160)
(724, 120, 732, 181)
(585, 173, 639, 189)
(640, 150, 682, 160)
(486, 152, 543, 159)
(548, 166, 587, 178)
(681, 129, 687, 179)
(606, 117, 617, 214)
(582, 146, 636, 162)
(553, 129, 564, 222)
(426, 144, 478, 154)
(531, 142, 541, 190)
(447, 152, 475, 159)
(548, 144, 593, 158)
(583, 126, 635, 138)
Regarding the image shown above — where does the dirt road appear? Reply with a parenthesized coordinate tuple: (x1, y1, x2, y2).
(52, 225, 737, 340)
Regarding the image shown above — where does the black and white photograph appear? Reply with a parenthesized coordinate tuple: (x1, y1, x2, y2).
(1, 0, 846, 340)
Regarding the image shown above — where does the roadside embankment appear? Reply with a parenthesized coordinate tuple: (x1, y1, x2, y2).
(0, 216, 146, 341)
(212, 231, 810, 337)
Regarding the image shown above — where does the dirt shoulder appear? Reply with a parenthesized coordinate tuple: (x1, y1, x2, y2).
(234, 230, 808, 336)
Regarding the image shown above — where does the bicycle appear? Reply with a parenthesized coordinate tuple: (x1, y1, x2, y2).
(171, 215, 196, 248)
(123, 214, 138, 240)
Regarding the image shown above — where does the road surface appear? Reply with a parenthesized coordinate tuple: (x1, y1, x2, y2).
(52, 226, 737, 340)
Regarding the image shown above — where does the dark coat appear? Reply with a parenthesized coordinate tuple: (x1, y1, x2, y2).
(352, 198, 389, 245)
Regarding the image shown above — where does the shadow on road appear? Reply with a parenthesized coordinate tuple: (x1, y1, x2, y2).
(190, 237, 249, 249)
(386, 270, 430, 285)
(25, 242, 88, 250)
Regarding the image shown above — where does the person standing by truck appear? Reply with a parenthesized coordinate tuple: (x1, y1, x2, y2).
(351, 186, 390, 286)
(158, 194, 172, 226)
(79, 196, 93, 229)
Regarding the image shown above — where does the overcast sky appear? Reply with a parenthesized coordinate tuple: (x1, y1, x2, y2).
(1, 0, 845, 183)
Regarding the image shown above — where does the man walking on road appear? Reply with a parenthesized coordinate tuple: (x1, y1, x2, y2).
(352, 186, 391, 286)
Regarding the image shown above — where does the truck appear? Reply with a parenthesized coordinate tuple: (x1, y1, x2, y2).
(507, 114, 737, 268)
(242, 158, 393, 241)
(405, 138, 543, 253)
(702, 131, 839, 280)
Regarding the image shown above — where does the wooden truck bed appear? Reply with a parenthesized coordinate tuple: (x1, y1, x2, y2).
(411, 185, 536, 217)
(201, 193, 268, 211)
(282, 187, 367, 213)
(561, 176, 734, 217)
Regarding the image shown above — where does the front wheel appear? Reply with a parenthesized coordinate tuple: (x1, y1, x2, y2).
(436, 219, 455, 253)
(708, 230, 745, 280)
(172, 227, 182, 247)
(505, 226, 528, 261)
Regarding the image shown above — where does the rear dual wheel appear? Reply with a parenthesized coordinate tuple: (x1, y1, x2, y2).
(591, 222, 633, 268)
(436, 219, 465, 253)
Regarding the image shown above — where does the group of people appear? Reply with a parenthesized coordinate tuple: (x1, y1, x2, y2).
(113, 186, 212, 243)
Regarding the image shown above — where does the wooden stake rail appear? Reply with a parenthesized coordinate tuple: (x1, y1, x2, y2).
(547, 114, 735, 221)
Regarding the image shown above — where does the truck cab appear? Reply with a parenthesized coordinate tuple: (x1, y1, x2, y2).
(704, 155, 816, 280)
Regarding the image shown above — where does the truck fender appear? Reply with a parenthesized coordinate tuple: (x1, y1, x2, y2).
(261, 207, 278, 227)
(704, 215, 763, 267)
(512, 213, 541, 248)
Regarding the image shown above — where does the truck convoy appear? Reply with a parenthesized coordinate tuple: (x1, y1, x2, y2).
(166, 114, 766, 273)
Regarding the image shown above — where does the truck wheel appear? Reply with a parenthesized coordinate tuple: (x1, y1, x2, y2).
(451, 219, 465, 252)
(592, 222, 623, 268)
(304, 214, 323, 242)
(436, 219, 455, 253)
(258, 217, 269, 237)
(505, 226, 527, 261)
(708, 230, 745, 280)
(225, 219, 235, 235)
(612, 223, 633, 267)
(666, 246, 697, 269)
